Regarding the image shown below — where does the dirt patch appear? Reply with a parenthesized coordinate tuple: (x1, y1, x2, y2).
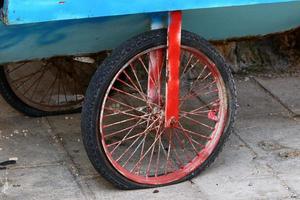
(212, 27, 300, 74)
(278, 150, 300, 159)
(258, 141, 285, 151)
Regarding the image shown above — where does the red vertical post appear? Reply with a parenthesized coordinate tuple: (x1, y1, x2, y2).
(165, 11, 182, 127)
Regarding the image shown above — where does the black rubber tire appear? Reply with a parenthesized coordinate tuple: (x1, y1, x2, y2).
(81, 29, 237, 189)
(0, 66, 81, 117)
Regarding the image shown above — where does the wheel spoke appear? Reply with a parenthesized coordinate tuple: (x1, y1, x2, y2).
(120, 70, 147, 101)
(130, 125, 165, 173)
(107, 117, 159, 148)
(4, 59, 85, 113)
(107, 97, 147, 114)
(177, 120, 211, 139)
(98, 45, 230, 185)
(104, 106, 149, 120)
(6, 62, 28, 73)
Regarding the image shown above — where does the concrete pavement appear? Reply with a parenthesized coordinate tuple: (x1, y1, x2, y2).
(0, 74, 299, 200)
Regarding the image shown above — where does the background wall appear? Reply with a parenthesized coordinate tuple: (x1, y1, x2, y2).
(213, 27, 300, 74)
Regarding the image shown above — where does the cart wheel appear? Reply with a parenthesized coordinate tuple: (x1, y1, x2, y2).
(0, 57, 96, 117)
(82, 29, 237, 189)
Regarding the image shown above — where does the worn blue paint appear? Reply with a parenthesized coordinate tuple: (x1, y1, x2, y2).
(1, 0, 300, 25)
(0, 1, 300, 64)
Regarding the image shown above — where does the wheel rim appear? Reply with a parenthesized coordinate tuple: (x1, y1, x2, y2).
(4, 57, 96, 112)
(99, 46, 228, 185)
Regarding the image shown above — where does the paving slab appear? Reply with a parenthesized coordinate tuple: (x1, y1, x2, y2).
(254, 77, 300, 115)
(84, 176, 208, 200)
(235, 116, 300, 195)
(0, 165, 85, 200)
(191, 133, 291, 200)
(46, 114, 99, 177)
(0, 75, 299, 199)
(0, 116, 62, 167)
(236, 78, 288, 119)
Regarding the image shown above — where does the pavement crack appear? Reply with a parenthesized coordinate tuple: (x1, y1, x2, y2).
(251, 77, 297, 118)
(234, 130, 299, 199)
(265, 163, 299, 199)
(43, 117, 96, 200)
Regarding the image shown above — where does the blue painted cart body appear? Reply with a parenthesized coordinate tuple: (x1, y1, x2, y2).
(1, 0, 300, 64)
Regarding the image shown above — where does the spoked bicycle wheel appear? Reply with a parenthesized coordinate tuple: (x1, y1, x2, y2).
(82, 29, 237, 189)
(0, 57, 97, 117)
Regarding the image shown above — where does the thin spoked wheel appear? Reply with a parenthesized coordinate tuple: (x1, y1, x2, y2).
(82, 29, 237, 189)
(0, 57, 97, 117)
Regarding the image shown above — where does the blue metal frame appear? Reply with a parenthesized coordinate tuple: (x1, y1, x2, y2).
(1, 0, 300, 25)
(1, 1, 300, 64)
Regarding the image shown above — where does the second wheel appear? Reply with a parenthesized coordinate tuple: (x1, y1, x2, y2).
(0, 57, 97, 117)
(82, 29, 237, 189)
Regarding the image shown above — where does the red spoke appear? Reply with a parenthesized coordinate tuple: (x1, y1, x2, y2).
(180, 65, 208, 101)
(180, 53, 194, 79)
(201, 72, 213, 82)
(190, 137, 205, 148)
(104, 119, 148, 138)
(103, 115, 147, 129)
(155, 135, 162, 177)
(177, 122, 201, 154)
(120, 70, 148, 101)
(104, 106, 149, 120)
(180, 80, 217, 102)
(173, 128, 192, 161)
(98, 45, 230, 185)
(181, 114, 215, 130)
(122, 132, 148, 168)
(145, 119, 163, 176)
(104, 106, 146, 118)
(187, 99, 220, 114)
(114, 121, 160, 165)
(164, 129, 173, 174)
(204, 89, 219, 95)
(176, 123, 211, 140)
(137, 57, 160, 90)
(117, 134, 143, 163)
(169, 129, 184, 168)
(129, 64, 145, 95)
(108, 117, 159, 148)
(180, 59, 199, 81)
(107, 97, 147, 114)
(116, 77, 147, 102)
(130, 126, 165, 173)
(182, 109, 213, 115)
(110, 118, 145, 155)
(111, 86, 150, 105)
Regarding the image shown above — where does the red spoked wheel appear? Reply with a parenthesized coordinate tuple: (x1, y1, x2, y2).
(82, 29, 236, 189)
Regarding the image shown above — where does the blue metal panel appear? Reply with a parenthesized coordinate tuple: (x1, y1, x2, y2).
(0, 1, 300, 64)
(1, 0, 300, 25)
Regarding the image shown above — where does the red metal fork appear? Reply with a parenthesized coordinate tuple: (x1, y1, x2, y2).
(165, 11, 182, 127)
